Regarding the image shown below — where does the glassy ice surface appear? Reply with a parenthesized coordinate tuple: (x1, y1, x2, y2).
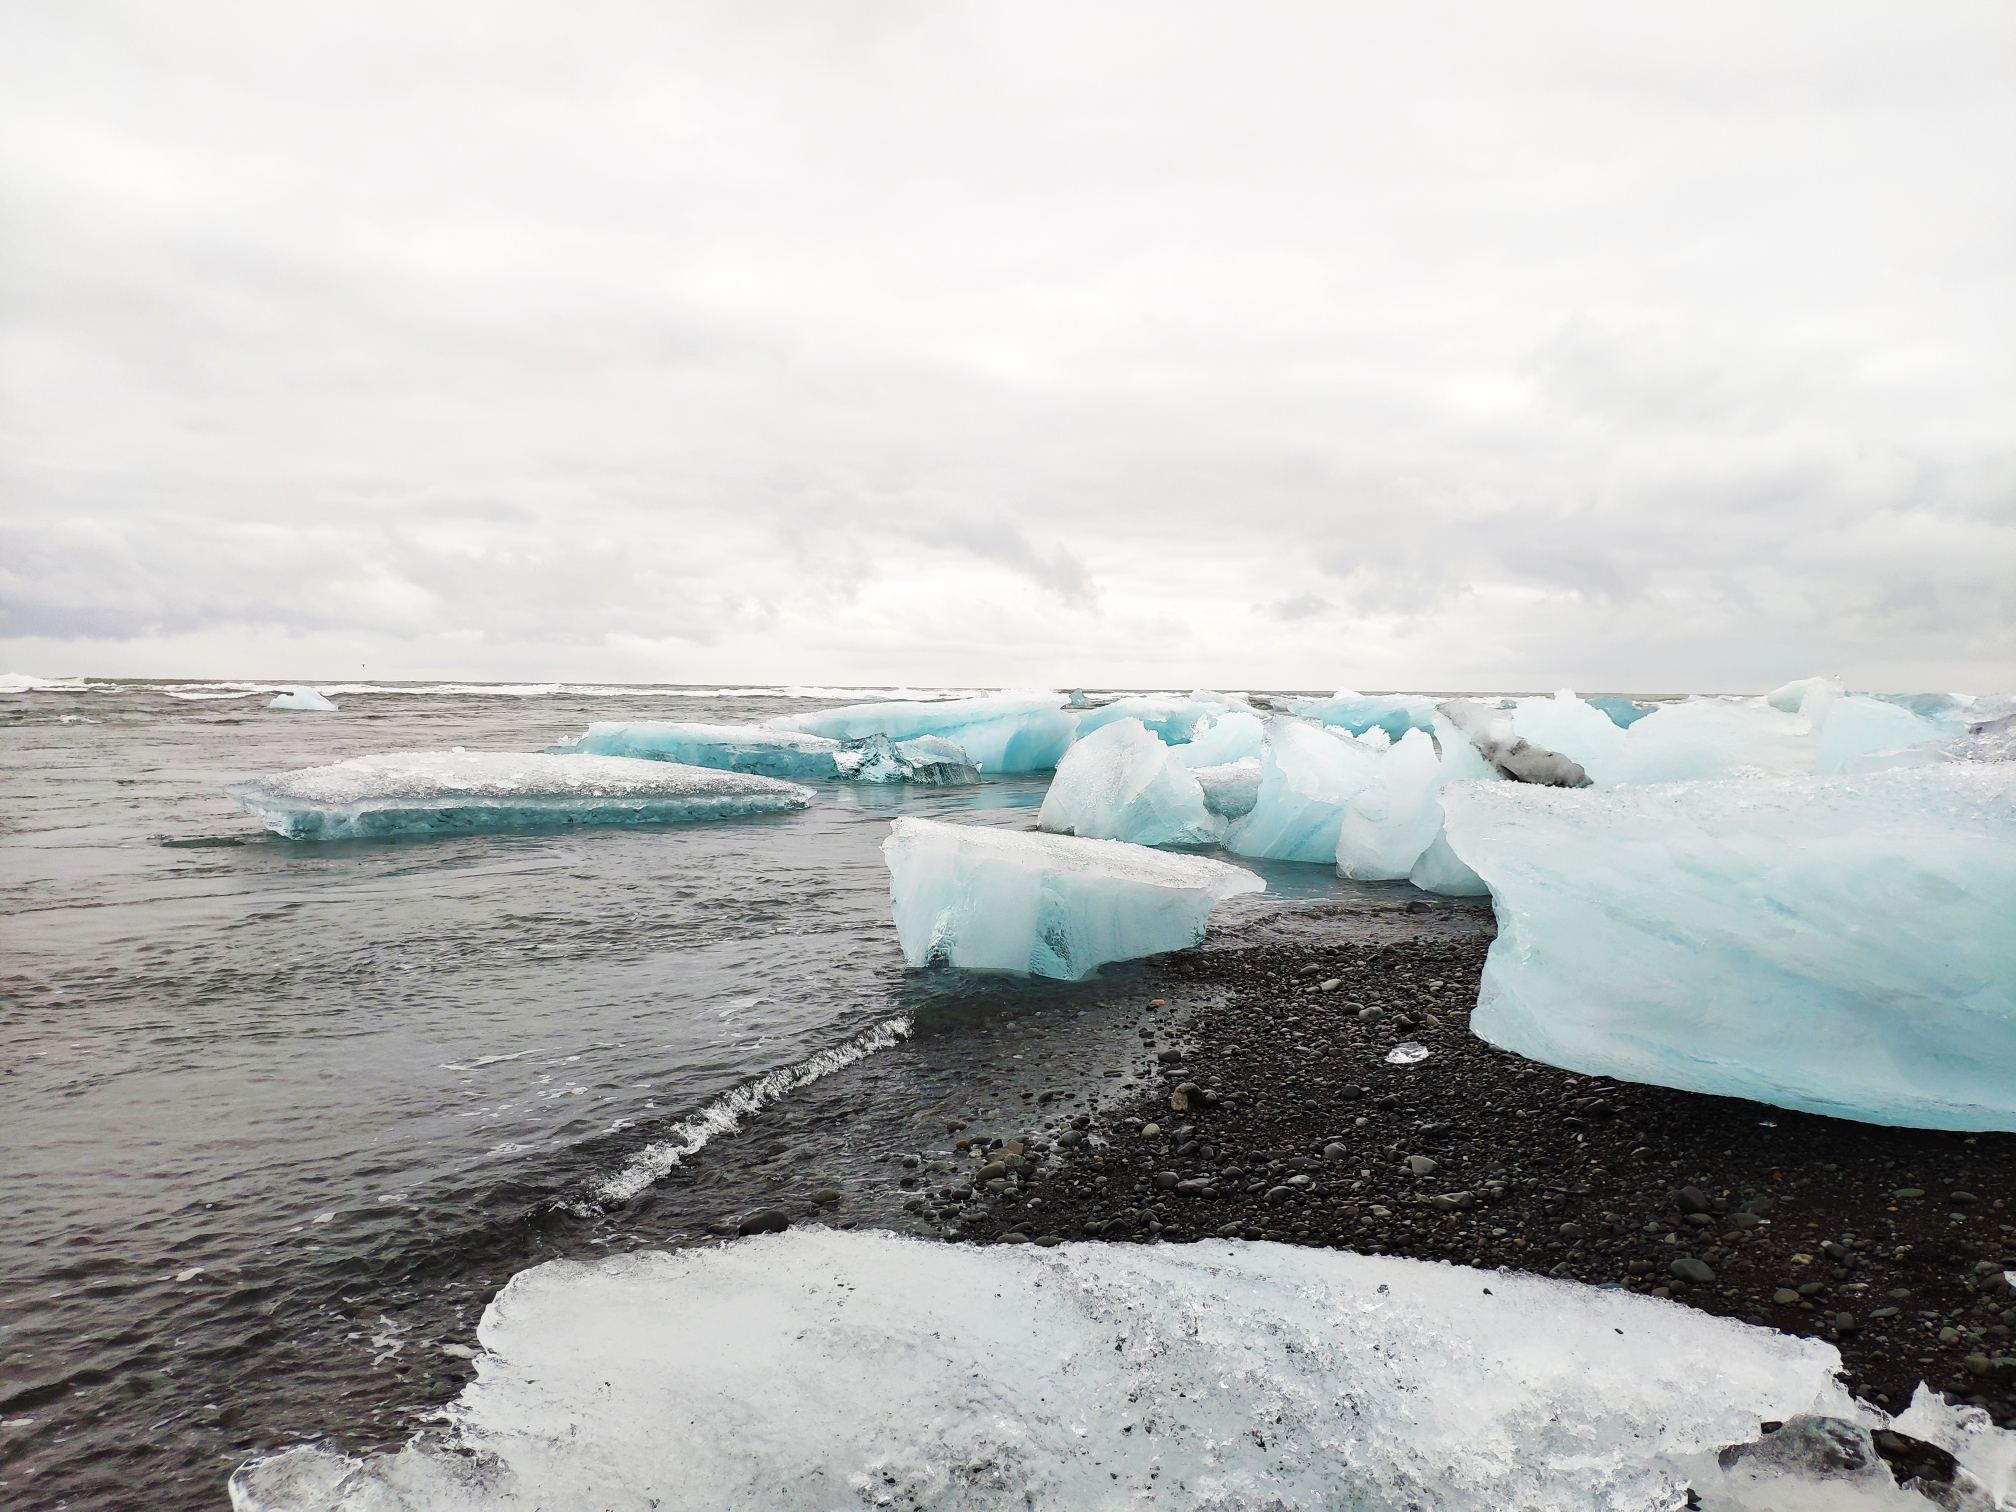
(559, 720, 978, 784)
(229, 1227, 1874, 1512)
(1191, 757, 1261, 819)
(267, 687, 337, 711)
(229, 750, 813, 839)
(1038, 717, 1222, 846)
(769, 692, 1077, 772)
(883, 815, 1263, 978)
(1444, 765, 2016, 1129)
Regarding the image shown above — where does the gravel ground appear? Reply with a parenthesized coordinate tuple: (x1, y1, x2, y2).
(953, 932, 2016, 1426)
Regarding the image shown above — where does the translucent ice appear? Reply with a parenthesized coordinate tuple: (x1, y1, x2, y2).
(1511, 689, 1627, 771)
(1191, 758, 1261, 820)
(1226, 717, 1384, 862)
(1588, 694, 1658, 728)
(1071, 695, 1220, 745)
(1037, 718, 1222, 846)
(229, 751, 812, 840)
(881, 816, 1261, 979)
(1812, 695, 1945, 775)
(1280, 688, 1438, 742)
(267, 687, 337, 712)
(561, 721, 977, 784)
(1170, 709, 1266, 768)
(1590, 697, 1819, 785)
(771, 693, 1076, 772)
(1444, 764, 2016, 1129)
(1334, 728, 1446, 881)
(230, 1226, 1876, 1512)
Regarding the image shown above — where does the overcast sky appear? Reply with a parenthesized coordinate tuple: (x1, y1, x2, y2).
(3, 2, 2011, 691)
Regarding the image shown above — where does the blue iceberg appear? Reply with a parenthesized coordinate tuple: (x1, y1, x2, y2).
(881, 816, 1262, 979)
(1191, 759, 1261, 820)
(1443, 764, 2016, 1129)
(559, 721, 977, 784)
(1278, 688, 1437, 742)
(770, 694, 1077, 773)
(268, 686, 337, 712)
(1038, 718, 1222, 846)
(1171, 708, 1266, 768)
(1226, 717, 1385, 863)
(1070, 695, 1222, 745)
(230, 751, 812, 840)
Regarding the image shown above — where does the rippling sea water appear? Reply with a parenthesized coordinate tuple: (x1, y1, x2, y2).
(0, 681, 1389, 1511)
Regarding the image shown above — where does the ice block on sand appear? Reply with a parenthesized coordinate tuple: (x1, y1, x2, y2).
(230, 751, 811, 840)
(770, 693, 1077, 773)
(881, 816, 1261, 979)
(1443, 765, 2016, 1129)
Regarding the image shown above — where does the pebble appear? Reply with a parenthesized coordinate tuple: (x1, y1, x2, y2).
(1140, 1123, 1161, 1139)
(1834, 1313, 1858, 1333)
(1774, 1289, 1801, 1305)
(1156, 1049, 1185, 1064)
(808, 1188, 841, 1206)
(976, 1161, 1008, 1182)
(736, 1209, 791, 1236)
(1892, 1188, 1925, 1199)
(1320, 979, 1341, 992)
(1675, 1186, 1710, 1214)
(1322, 1142, 1348, 1159)
(1406, 1155, 1439, 1177)
(1670, 1257, 1717, 1285)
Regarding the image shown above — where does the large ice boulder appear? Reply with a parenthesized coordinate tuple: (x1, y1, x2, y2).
(267, 686, 337, 712)
(1334, 728, 1448, 881)
(1279, 688, 1437, 742)
(1511, 689, 1627, 771)
(1587, 697, 1819, 785)
(881, 816, 1262, 979)
(770, 693, 1076, 773)
(1037, 718, 1222, 846)
(1171, 708, 1266, 767)
(1442, 764, 2016, 1129)
(229, 1226, 1901, 1512)
(560, 721, 977, 784)
(229, 751, 812, 840)
(1226, 717, 1385, 863)
(1812, 695, 1945, 775)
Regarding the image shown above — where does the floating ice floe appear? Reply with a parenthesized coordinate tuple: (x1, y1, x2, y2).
(1443, 763, 2016, 1129)
(881, 816, 1261, 978)
(557, 721, 977, 784)
(1038, 718, 1222, 846)
(1278, 688, 1438, 742)
(769, 692, 1077, 773)
(267, 686, 337, 712)
(228, 1226, 1976, 1512)
(229, 752, 812, 840)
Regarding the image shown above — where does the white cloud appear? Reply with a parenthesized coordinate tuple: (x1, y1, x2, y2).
(2, 0, 2011, 690)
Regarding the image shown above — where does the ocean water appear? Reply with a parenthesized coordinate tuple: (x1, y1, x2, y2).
(0, 681, 1403, 1512)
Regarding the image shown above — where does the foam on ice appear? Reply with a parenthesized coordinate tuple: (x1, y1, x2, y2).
(267, 687, 337, 712)
(1444, 764, 2016, 1129)
(769, 693, 1076, 772)
(1038, 718, 1223, 846)
(229, 752, 812, 840)
(559, 721, 977, 784)
(881, 816, 1261, 979)
(229, 1226, 1913, 1512)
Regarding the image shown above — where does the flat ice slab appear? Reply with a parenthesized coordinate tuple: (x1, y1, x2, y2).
(1444, 764, 2016, 1129)
(231, 1227, 1891, 1512)
(560, 721, 977, 784)
(229, 751, 812, 840)
(769, 693, 1076, 772)
(882, 815, 1261, 978)
(267, 687, 336, 711)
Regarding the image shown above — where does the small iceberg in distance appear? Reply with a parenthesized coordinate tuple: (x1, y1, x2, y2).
(559, 721, 978, 785)
(882, 816, 1262, 979)
(228, 751, 812, 840)
(268, 687, 337, 712)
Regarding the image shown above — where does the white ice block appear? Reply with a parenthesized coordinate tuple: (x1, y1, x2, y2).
(561, 721, 977, 784)
(1589, 697, 1821, 785)
(881, 816, 1261, 979)
(1443, 765, 2016, 1129)
(1071, 694, 1221, 745)
(1335, 727, 1447, 881)
(1511, 689, 1627, 770)
(229, 751, 812, 840)
(267, 687, 337, 711)
(1226, 716, 1383, 863)
(1278, 688, 1438, 742)
(1812, 695, 1945, 775)
(1037, 718, 1222, 846)
(1171, 709, 1266, 767)
(770, 693, 1076, 772)
(230, 1226, 1899, 1512)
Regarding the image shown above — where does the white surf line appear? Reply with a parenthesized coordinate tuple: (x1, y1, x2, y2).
(578, 1016, 914, 1211)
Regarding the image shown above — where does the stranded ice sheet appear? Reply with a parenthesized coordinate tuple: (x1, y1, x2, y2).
(1444, 764, 2016, 1130)
(229, 1226, 1882, 1512)
(559, 720, 978, 784)
(230, 751, 812, 840)
(881, 816, 1261, 979)
(769, 693, 1076, 772)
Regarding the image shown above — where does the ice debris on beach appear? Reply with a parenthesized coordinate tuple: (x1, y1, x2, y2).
(558, 721, 977, 784)
(1443, 762, 2016, 1129)
(229, 1226, 1955, 1512)
(1039, 717, 1222, 846)
(881, 816, 1261, 978)
(1226, 716, 1386, 862)
(770, 693, 1076, 772)
(228, 751, 812, 840)
(267, 686, 337, 712)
